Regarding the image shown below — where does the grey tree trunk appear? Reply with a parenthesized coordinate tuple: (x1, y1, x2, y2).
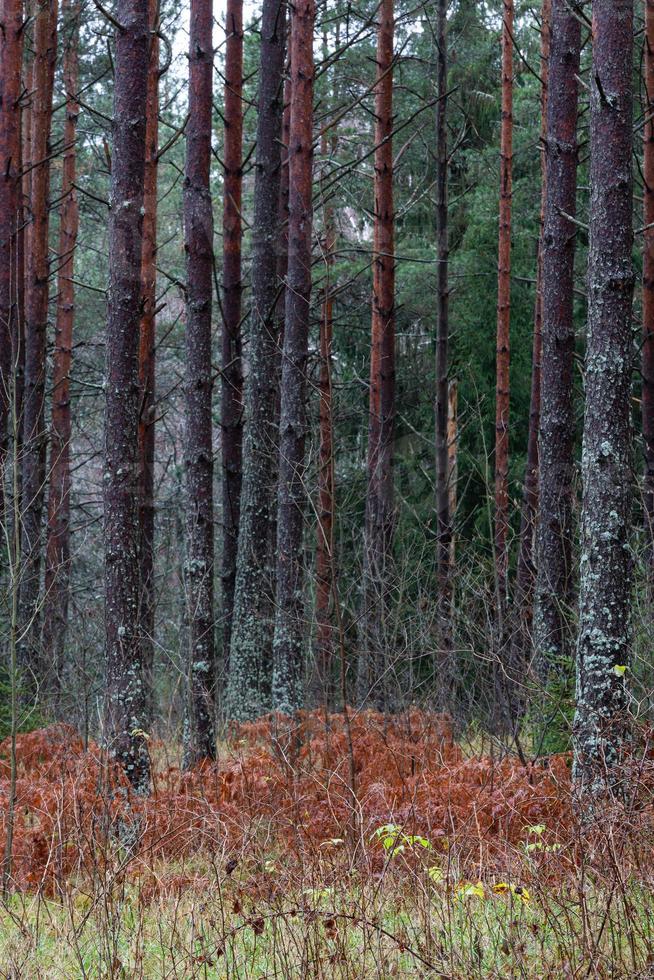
(226, 0, 286, 721)
(573, 0, 634, 798)
(183, 0, 216, 764)
(534, 0, 581, 678)
(104, 0, 151, 794)
(434, 0, 452, 699)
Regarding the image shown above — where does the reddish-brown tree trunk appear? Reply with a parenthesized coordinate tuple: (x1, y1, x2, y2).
(494, 0, 513, 629)
(183, 0, 215, 762)
(511, 0, 551, 704)
(271, 0, 315, 714)
(221, 0, 244, 666)
(20, 0, 58, 687)
(137, 0, 159, 722)
(359, 0, 395, 709)
(42, 0, 80, 699)
(104, 0, 151, 794)
(644, 0, 654, 587)
(0, 0, 24, 496)
(15, 27, 32, 457)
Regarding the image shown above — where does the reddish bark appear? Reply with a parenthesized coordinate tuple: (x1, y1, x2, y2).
(15, 27, 32, 451)
(20, 0, 58, 685)
(359, 0, 395, 709)
(43, 0, 80, 697)
(137, 0, 159, 720)
(221, 0, 244, 664)
(271, 0, 315, 714)
(104, 0, 151, 794)
(183, 0, 215, 762)
(644, 0, 654, 584)
(0, 0, 24, 490)
(494, 0, 513, 626)
(512, 0, 551, 691)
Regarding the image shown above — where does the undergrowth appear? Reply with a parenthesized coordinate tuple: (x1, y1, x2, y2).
(0, 711, 653, 977)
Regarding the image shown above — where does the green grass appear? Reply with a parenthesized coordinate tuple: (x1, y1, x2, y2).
(2, 864, 653, 978)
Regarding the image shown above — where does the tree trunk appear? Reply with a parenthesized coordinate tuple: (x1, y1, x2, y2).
(534, 0, 580, 680)
(226, 0, 286, 722)
(643, 0, 654, 590)
(494, 0, 513, 629)
(510, 0, 551, 720)
(313, 127, 336, 710)
(359, 0, 395, 709)
(19, 0, 57, 691)
(0, 0, 24, 507)
(183, 0, 216, 763)
(573, 0, 634, 797)
(137, 0, 159, 725)
(42, 0, 80, 702)
(104, 0, 151, 795)
(271, 0, 315, 715)
(434, 0, 452, 697)
(220, 0, 244, 669)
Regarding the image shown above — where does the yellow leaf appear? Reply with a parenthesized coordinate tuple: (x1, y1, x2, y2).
(613, 664, 627, 677)
(492, 882, 530, 902)
(458, 880, 485, 900)
(427, 866, 444, 884)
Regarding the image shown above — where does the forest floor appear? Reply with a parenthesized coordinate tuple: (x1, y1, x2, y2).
(0, 711, 653, 978)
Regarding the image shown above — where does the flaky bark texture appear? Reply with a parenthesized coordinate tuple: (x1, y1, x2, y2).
(534, 0, 580, 677)
(512, 0, 551, 684)
(271, 0, 315, 715)
(43, 0, 80, 698)
(137, 0, 159, 723)
(183, 0, 215, 763)
(0, 0, 23, 494)
(20, 0, 57, 688)
(226, 0, 286, 722)
(643, 0, 654, 588)
(359, 0, 395, 709)
(494, 0, 512, 625)
(104, 0, 151, 794)
(573, 0, 634, 797)
(434, 0, 452, 692)
(221, 0, 244, 665)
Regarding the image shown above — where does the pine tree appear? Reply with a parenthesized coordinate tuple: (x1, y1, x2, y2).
(573, 0, 634, 797)
(104, 0, 151, 793)
(183, 0, 216, 763)
(43, 0, 81, 699)
(220, 0, 244, 663)
(20, 0, 57, 692)
(359, 0, 395, 709)
(534, 0, 581, 682)
(136, 0, 160, 724)
(226, 0, 286, 721)
(271, 0, 315, 715)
